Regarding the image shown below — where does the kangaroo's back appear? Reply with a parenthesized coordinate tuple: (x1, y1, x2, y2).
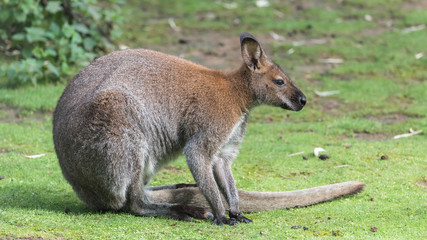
(55, 49, 217, 113)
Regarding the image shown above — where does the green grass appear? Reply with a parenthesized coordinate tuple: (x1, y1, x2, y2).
(0, 84, 65, 112)
(1, 0, 426, 239)
(1, 122, 425, 239)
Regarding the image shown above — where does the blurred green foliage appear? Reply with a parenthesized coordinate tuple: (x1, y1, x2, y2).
(0, 0, 123, 86)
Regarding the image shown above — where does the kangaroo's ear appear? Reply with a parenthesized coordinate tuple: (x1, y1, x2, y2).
(240, 32, 267, 72)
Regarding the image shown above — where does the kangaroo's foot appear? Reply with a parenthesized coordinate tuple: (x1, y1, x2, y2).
(212, 215, 239, 226)
(229, 212, 252, 223)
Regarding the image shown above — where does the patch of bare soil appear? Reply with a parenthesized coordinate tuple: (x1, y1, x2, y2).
(151, 30, 332, 74)
(366, 113, 421, 124)
(289, 0, 393, 37)
(321, 99, 342, 116)
(177, 32, 280, 71)
(0, 103, 20, 122)
(402, 1, 427, 10)
(295, 64, 333, 75)
(0, 147, 10, 155)
(311, 98, 360, 117)
(140, 0, 427, 77)
(147, 31, 242, 71)
(354, 131, 390, 141)
(186, 33, 243, 70)
(4, 236, 45, 240)
(288, 0, 339, 12)
(359, 26, 390, 37)
(415, 177, 427, 190)
(0, 103, 50, 123)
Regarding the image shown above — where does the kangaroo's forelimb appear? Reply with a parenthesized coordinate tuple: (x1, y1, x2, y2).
(147, 181, 365, 213)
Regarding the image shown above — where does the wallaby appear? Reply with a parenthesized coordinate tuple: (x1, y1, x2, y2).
(53, 32, 364, 225)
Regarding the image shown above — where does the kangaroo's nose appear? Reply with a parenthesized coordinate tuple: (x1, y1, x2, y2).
(299, 95, 306, 106)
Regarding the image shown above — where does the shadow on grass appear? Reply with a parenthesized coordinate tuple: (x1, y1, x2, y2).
(1, 180, 366, 217)
(0, 183, 91, 215)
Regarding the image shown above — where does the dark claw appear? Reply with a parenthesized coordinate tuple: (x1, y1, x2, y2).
(229, 211, 253, 223)
(212, 215, 238, 226)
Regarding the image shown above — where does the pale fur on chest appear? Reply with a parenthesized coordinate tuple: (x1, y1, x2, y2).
(214, 113, 248, 163)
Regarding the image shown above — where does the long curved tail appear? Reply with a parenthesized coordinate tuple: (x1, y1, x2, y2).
(147, 181, 365, 212)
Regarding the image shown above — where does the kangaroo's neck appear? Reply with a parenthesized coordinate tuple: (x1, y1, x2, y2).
(224, 64, 256, 113)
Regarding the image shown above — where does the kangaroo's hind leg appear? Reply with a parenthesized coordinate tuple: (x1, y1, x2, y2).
(95, 94, 210, 221)
(125, 165, 209, 220)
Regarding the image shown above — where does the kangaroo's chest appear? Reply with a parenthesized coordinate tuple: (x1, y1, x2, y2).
(215, 113, 249, 161)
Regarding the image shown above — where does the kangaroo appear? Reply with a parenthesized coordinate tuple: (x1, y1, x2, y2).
(53, 32, 364, 225)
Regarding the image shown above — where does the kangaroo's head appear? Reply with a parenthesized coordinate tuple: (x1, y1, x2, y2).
(240, 32, 306, 111)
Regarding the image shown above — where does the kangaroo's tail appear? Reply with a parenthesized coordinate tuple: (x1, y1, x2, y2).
(147, 181, 365, 212)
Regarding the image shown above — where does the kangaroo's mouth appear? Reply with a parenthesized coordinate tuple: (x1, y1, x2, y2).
(293, 104, 305, 111)
(280, 102, 305, 111)
(280, 103, 293, 110)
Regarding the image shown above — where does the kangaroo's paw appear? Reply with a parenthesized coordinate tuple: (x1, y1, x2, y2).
(212, 215, 239, 226)
(229, 212, 253, 223)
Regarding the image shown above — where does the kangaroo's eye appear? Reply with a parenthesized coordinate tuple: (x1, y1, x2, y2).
(273, 79, 286, 87)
